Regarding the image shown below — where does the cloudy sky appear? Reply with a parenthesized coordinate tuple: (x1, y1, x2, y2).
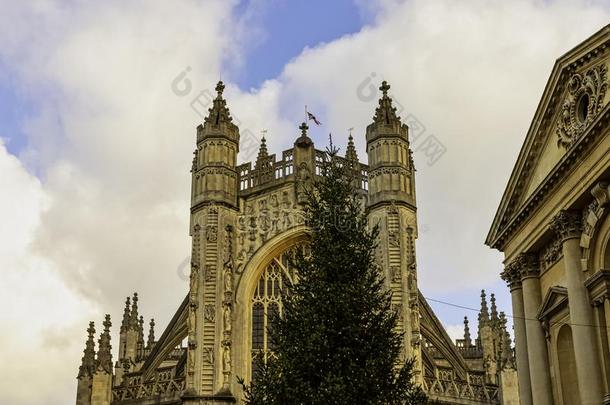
(1, 0, 609, 403)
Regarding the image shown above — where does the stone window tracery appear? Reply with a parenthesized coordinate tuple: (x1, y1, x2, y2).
(250, 246, 305, 375)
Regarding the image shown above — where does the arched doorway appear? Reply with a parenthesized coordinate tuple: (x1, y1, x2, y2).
(557, 324, 580, 404)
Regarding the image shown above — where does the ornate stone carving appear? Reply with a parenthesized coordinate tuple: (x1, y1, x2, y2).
(202, 347, 214, 365)
(539, 236, 563, 270)
(203, 305, 215, 322)
(295, 162, 310, 204)
(391, 265, 401, 282)
(556, 64, 608, 148)
(517, 252, 540, 280)
(500, 260, 522, 290)
(206, 225, 218, 242)
(550, 209, 583, 242)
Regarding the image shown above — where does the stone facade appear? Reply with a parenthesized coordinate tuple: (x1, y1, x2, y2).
(487, 24, 610, 405)
(76, 81, 518, 404)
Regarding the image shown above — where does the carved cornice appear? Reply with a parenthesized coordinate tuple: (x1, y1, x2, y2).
(517, 252, 540, 280)
(550, 209, 583, 242)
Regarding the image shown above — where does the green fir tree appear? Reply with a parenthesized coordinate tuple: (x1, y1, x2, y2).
(240, 143, 427, 405)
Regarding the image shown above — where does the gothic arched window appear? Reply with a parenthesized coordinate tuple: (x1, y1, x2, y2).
(250, 246, 302, 373)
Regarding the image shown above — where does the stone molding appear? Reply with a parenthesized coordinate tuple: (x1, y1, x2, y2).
(584, 269, 610, 306)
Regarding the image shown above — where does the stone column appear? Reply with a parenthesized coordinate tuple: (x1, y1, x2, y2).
(518, 253, 553, 405)
(552, 210, 604, 404)
(502, 261, 533, 405)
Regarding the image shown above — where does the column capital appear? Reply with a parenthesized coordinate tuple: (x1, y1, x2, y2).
(517, 252, 540, 280)
(501, 259, 522, 290)
(550, 209, 583, 242)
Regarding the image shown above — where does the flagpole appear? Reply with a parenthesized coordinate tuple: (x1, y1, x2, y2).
(304, 105, 307, 124)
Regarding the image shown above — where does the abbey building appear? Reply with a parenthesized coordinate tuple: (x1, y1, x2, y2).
(76, 81, 519, 404)
(487, 25, 610, 405)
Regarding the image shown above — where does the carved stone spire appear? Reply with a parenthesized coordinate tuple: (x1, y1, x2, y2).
(490, 293, 499, 322)
(463, 316, 472, 347)
(295, 122, 313, 147)
(129, 293, 139, 330)
(372, 81, 401, 126)
(479, 290, 489, 325)
(138, 315, 144, 336)
(137, 315, 145, 360)
(78, 321, 96, 379)
(204, 81, 234, 128)
(96, 315, 113, 374)
(255, 135, 269, 169)
(345, 132, 359, 164)
(120, 297, 131, 333)
(147, 319, 155, 349)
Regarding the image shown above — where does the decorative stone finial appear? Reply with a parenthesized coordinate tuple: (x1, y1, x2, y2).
(490, 293, 498, 322)
(380, 80, 390, 96)
(372, 80, 400, 126)
(345, 130, 359, 164)
(215, 80, 225, 97)
(463, 316, 472, 347)
(256, 135, 269, 168)
(120, 296, 131, 333)
(129, 292, 139, 330)
(96, 315, 113, 374)
(147, 319, 155, 349)
(295, 122, 313, 147)
(77, 321, 96, 379)
(479, 290, 489, 324)
(202, 81, 235, 130)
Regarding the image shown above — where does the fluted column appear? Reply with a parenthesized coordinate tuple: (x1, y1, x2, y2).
(501, 261, 533, 405)
(518, 253, 553, 405)
(552, 210, 604, 404)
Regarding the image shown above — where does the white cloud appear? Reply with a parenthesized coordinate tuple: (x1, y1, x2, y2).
(1, 0, 610, 403)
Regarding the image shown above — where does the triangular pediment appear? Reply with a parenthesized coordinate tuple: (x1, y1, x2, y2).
(537, 286, 568, 321)
(487, 24, 610, 250)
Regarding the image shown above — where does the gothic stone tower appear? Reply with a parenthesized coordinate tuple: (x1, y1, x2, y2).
(76, 81, 518, 405)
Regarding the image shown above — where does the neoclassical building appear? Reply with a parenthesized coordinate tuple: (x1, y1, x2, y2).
(487, 25, 610, 405)
(76, 81, 519, 404)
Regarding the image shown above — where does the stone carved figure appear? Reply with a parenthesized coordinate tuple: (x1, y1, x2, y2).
(223, 305, 232, 334)
(206, 225, 218, 242)
(222, 345, 231, 373)
(204, 305, 215, 322)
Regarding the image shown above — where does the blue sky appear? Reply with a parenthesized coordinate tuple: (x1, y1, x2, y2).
(0, 0, 365, 156)
(231, 0, 364, 89)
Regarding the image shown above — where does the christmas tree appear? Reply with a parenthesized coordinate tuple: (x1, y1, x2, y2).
(240, 144, 426, 405)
